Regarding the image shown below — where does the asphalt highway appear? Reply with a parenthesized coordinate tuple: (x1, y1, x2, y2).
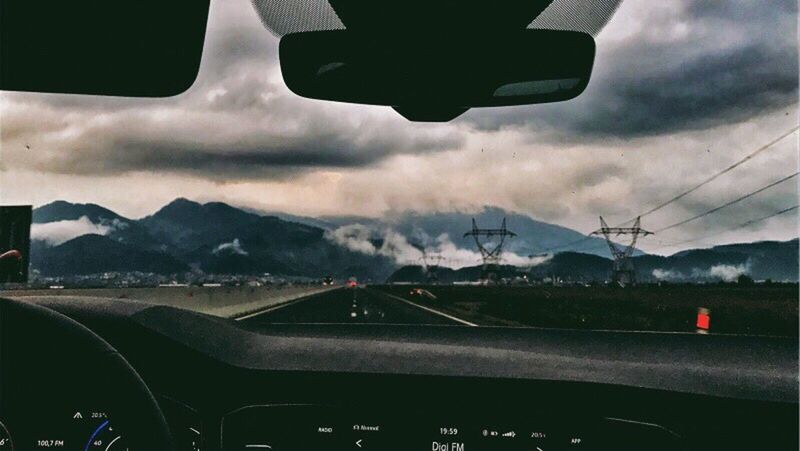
(238, 287, 475, 326)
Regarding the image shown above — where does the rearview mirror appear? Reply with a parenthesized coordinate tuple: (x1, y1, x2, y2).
(279, 29, 595, 121)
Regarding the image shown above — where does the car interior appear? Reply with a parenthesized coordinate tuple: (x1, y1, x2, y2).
(0, 1, 798, 450)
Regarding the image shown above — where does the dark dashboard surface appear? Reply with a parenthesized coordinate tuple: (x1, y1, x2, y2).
(3, 296, 798, 450)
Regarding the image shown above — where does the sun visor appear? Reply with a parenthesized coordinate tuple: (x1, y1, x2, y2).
(0, 1, 210, 97)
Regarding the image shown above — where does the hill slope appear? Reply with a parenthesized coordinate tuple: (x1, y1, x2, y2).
(30, 199, 396, 280)
(387, 239, 798, 283)
(320, 206, 620, 258)
(31, 234, 188, 275)
(29, 200, 796, 283)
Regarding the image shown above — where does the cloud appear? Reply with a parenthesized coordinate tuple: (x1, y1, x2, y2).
(324, 224, 424, 265)
(7, 0, 794, 181)
(325, 224, 381, 255)
(212, 238, 249, 256)
(463, 0, 798, 140)
(1, 0, 797, 254)
(652, 268, 684, 281)
(326, 225, 552, 269)
(0, 0, 464, 181)
(0, 76, 463, 181)
(703, 262, 750, 282)
(436, 232, 553, 268)
(31, 216, 113, 246)
(651, 263, 752, 282)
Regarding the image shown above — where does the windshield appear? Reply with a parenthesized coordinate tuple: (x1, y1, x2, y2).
(1, 0, 797, 336)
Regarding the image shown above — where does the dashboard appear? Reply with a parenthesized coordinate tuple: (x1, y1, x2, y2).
(1, 296, 797, 450)
(219, 404, 681, 450)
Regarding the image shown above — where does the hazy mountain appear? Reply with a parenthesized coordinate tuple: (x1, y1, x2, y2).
(32, 200, 161, 250)
(240, 206, 337, 230)
(31, 234, 188, 276)
(635, 239, 799, 283)
(29, 200, 796, 283)
(33, 200, 126, 224)
(139, 198, 264, 251)
(30, 199, 395, 280)
(319, 206, 622, 258)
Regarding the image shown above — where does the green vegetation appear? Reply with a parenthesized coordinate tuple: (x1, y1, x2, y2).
(374, 284, 799, 336)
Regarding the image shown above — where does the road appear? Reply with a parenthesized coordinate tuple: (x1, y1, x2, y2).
(238, 287, 476, 326)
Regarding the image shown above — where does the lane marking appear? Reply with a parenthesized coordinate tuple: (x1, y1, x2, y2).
(235, 290, 338, 321)
(375, 291, 479, 327)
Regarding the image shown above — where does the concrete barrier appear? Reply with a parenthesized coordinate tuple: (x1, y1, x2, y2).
(2, 285, 337, 318)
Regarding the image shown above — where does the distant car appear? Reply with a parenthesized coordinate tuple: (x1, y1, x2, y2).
(409, 287, 437, 301)
(322, 276, 334, 286)
(346, 277, 358, 288)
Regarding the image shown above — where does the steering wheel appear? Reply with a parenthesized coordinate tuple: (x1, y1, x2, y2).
(0, 297, 173, 450)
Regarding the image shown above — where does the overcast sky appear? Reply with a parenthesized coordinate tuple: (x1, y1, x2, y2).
(1, 0, 798, 254)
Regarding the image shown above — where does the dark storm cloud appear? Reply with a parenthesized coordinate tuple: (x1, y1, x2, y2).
(45, 125, 461, 180)
(4, 87, 463, 180)
(1, 0, 464, 180)
(463, 0, 798, 140)
(2, 0, 797, 188)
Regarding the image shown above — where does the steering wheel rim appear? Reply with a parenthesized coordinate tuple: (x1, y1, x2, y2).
(0, 297, 173, 450)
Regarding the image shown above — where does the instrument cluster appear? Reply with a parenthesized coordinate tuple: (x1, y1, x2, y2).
(0, 398, 201, 451)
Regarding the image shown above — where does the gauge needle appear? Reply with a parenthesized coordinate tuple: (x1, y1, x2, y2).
(104, 435, 122, 451)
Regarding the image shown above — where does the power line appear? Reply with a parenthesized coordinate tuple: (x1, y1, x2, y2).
(567, 171, 798, 253)
(563, 203, 798, 256)
(530, 126, 799, 254)
(620, 126, 799, 225)
(654, 171, 798, 233)
(653, 204, 798, 251)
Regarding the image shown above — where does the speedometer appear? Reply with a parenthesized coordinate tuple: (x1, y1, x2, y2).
(83, 419, 127, 451)
(0, 420, 13, 450)
(6, 410, 129, 451)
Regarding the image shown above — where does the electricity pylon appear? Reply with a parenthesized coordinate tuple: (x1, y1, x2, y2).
(591, 216, 652, 286)
(464, 218, 516, 283)
(418, 250, 445, 284)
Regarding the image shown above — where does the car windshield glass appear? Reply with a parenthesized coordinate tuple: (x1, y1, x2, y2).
(1, 0, 797, 336)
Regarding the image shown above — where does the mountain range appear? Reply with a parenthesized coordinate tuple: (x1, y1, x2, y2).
(272, 206, 619, 258)
(31, 199, 396, 280)
(388, 239, 799, 284)
(27, 199, 798, 283)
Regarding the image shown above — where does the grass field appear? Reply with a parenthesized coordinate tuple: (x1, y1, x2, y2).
(374, 284, 799, 336)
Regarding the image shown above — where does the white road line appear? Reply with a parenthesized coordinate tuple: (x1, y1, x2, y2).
(377, 291, 479, 327)
(235, 292, 329, 321)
